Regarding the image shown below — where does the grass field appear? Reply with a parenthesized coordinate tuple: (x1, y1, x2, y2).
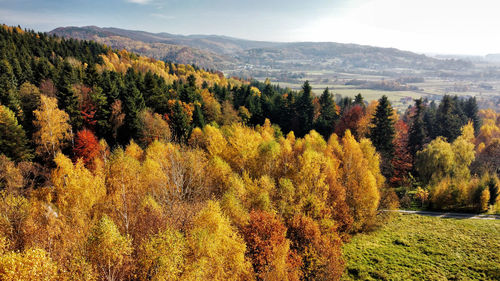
(342, 214, 500, 281)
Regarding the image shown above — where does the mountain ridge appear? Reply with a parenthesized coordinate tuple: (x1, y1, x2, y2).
(50, 25, 472, 72)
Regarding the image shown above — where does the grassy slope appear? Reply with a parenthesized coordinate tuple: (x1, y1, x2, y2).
(342, 214, 500, 281)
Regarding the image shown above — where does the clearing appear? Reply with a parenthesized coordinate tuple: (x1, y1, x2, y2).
(342, 213, 500, 280)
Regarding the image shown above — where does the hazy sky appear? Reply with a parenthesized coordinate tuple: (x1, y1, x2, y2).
(1, 0, 499, 55)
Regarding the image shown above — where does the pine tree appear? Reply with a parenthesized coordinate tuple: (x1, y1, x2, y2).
(0, 105, 32, 161)
(464, 97, 481, 134)
(369, 95, 395, 177)
(192, 103, 205, 129)
(423, 100, 437, 139)
(56, 61, 81, 128)
(436, 95, 462, 142)
(408, 98, 426, 159)
(294, 81, 314, 136)
(122, 69, 145, 141)
(353, 93, 365, 108)
(314, 87, 338, 140)
(169, 101, 190, 143)
(0, 59, 21, 114)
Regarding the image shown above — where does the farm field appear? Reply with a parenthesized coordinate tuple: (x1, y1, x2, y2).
(342, 213, 500, 281)
(260, 75, 500, 111)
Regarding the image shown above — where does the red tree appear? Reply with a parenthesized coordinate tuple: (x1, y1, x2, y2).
(76, 85, 97, 129)
(242, 210, 301, 280)
(335, 105, 364, 139)
(287, 214, 344, 281)
(390, 120, 413, 186)
(73, 129, 100, 166)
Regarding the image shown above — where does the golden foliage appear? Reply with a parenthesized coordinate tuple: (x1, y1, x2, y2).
(33, 95, 73, 159)
(0, 248, 58, 281)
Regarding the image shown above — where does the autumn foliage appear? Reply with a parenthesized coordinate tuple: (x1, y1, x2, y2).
(0, 24, 498, 281)
(73, 129, 100, 166)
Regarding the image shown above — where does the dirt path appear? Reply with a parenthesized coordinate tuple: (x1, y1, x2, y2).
(389, 209, 500, 220)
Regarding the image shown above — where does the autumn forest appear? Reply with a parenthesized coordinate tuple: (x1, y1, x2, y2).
(0, 25, 499, 280)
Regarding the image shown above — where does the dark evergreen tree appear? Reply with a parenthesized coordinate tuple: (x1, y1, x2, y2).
(436, 95, 462, 142)
(89, 87, 112, 141)
(294, 81, 314, 137)
(34, 57, 53, 84)
(314, 88, 338, 140)
(408, 98, 426, 159)
(464, 97, 481, 134)
(0, 105, 32, 161)
(56, 61, 81, 128)
(0, 59, 20, 113)
(121, 69, 146, 142)
(423, 100, 437, 140)
(18, 82, 41, 139)
(169, 101, 190, 143)
(187, 74, 196, 88)
(84, 64, 100, 87)
(369, 95, 395, 177)
(192, 103, 205, 129)
(353, 93, 365, 108)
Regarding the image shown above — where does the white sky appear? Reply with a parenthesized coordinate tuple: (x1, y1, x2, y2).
(289, 0, 500, 55)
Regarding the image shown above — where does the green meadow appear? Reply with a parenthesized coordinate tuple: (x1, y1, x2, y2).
(342, 214, 500, 281)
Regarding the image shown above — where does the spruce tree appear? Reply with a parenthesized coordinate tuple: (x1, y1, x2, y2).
(0, 105, 32, 161)
(192, 103, 205, 129)
(0, 59, 21, 113)
(369, 95, 395, 177)
(353, 93, 365, 108)
(170, 101, 190, 143)
(294, 81, 314, 136)
(436, 95, 462, 142)
(56, 61, 81, 128)
(314, 87, 338, 140)
(121, 69, 145, 141)
(423, 100, 437, 139)
(464, 97, 481, 134)
(408, 98, 426, 159)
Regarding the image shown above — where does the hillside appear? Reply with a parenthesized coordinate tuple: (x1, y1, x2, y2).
(50, 26, 471, 72)
(50, 26, 234, 69)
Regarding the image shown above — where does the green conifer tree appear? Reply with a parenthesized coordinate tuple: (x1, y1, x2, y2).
(369, 95, 395, 177)
(0, 105, 32, 161)
(314, 87, 338, 140)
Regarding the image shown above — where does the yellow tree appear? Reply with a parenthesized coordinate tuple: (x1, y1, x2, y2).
(139, 110, 171, 145)
(143, 141, 209, 205)
(340, 130, 380, 232)
(224, 123, 263, 173)
(0, 155, 23, 195)
(137, 228, 187, 281)
(201, 124, 227, 157)
(86, 216, 132, 281)
(52, 153, 106, 221)
(106, 147, 141, 235)
(33, 95, 73, 159)
(0, 191, 30, 251)
(183, 201, 252, 280)
(0, 248, 59, 281)
(451, 122, 476, 181)
(51, 153, 106, 257)
(416, 123, 475, 185)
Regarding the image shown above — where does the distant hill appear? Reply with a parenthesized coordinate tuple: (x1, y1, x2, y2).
(50, 26, 472, 72)
(50, 26, 234, 69)
(485, 54, 500, 63)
